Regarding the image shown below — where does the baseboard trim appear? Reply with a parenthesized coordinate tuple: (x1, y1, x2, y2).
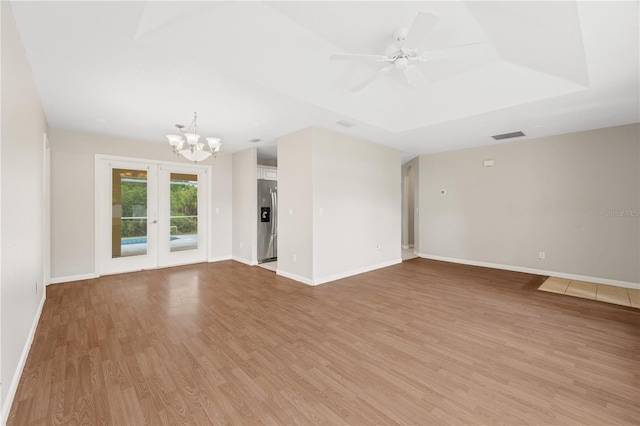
(231, 256, 257, 266)
(276, 270, 314, 286)
(208, 255, 232, 263)
(275, 259, 403, 287)
(417, 253, 640, 290)
(1, 293, 46, 425)
(313, 258, 403, 286)
(48, 273, 98, 285)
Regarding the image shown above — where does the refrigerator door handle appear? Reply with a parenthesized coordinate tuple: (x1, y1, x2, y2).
(271, 191, 277, 235)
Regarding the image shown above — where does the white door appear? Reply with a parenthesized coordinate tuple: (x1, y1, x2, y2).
(96, 157, 209, 275)
(157, 165, 208, 268)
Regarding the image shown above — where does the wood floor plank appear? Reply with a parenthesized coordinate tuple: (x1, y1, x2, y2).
(7, 259, 640, 425)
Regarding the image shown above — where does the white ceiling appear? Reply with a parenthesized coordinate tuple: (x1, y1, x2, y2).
(9, 1, 640, 163)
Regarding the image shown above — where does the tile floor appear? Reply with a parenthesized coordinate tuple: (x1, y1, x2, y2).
(258, 261, 277, 272)
(402, 247, 418, 261)
(539, 277, 639, 308)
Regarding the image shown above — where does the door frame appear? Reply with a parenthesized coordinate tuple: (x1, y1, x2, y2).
(94, 154, 212, 276)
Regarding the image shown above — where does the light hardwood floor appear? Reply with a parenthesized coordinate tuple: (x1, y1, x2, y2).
(8, 259, 639, 425)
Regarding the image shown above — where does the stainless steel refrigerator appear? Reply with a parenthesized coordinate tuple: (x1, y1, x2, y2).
(257, 179, 277, 263)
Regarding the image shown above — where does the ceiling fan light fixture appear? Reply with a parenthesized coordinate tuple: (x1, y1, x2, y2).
(395, 57, 409, 70)
(392, 27, 408, 42)
(330, 12, 484, 92)
(385, 43, 401, 58)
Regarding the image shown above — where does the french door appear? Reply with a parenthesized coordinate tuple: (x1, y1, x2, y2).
(96, 156, 209, 275)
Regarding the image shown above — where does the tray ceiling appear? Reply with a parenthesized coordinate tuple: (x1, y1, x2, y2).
(9, 1, 639, 161)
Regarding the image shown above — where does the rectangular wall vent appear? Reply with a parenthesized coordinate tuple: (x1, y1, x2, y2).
(492, 131, 525, 140)
(249, 138, 262, 143)
(336, 120, 356, 128)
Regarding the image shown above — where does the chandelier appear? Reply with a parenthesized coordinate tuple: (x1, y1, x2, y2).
(166, 112, 222, 162)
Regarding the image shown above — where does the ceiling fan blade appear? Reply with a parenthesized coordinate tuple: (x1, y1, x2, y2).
(331, 53, 390, 62)
(403, 68, 413, 85)
(417, 55, 492, 83)
(418, 43, 486, 61)
(405, 12, 439, 46)
(350, 65, 393, 92)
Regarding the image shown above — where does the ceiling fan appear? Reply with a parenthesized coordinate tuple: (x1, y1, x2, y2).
(331, 12, 483, 92)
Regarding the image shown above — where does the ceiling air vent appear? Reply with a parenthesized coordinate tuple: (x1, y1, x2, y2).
(491, 131, 525, 140)
(336, 120, 356, 128)
(249, 138, 262, 143)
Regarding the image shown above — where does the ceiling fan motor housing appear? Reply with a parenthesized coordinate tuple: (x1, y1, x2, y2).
(394, 57, 409, 70)
(385, 43, 402, 58)
(393, 27, 408, 42)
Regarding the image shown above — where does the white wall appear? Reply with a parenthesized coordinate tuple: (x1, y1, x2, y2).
(1, 1, 48, 418)
(231, 148, 257, 264)
(48, 128, 232, 280)
(277, 126, 401, 285)
(312, 127, 401, 284)
(418, 124, 640, 286)
(277, 127, 314, 283)
(209, 148, 233, 261)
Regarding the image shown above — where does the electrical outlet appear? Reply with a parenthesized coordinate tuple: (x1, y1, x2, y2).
(292, 254, 297, 262)
(376, 244, 381, 253)
(240, 242, 243, 249)
(539, 251, 545, 260)
(35, 280, 38, 294)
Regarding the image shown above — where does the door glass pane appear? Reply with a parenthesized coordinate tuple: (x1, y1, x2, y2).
(170, 173, 198, 252)
(112, 168, 147, 258)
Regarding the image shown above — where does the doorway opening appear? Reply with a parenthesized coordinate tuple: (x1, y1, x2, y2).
(402, 164, 418, 261)
(256, 148, 278, 272)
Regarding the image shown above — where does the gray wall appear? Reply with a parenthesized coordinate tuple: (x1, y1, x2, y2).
(1, 1, 48, 416)
(49, 128, 233, 279)
(418, 124, 639, 285)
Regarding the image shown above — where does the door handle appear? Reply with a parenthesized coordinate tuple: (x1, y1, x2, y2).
(150, 219, 158, 224)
